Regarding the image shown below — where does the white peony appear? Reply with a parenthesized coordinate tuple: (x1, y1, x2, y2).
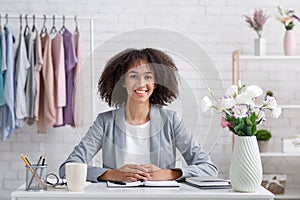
(225, 85, 238, 97)
(236, 92, 253, 105)
(215, 97, 235, 112)
(222, 97, 236, 109)
(201, 96, 212, 112)
(246, 85, 263, 98)
(232, 104, 248, 118)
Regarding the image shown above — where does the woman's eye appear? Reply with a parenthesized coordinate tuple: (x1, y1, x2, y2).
(144, 75, 153, 80)
(129, 75, 137, 79)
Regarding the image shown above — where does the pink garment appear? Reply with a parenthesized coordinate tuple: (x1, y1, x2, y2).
(38, 33, 56, 133)
(73, 32, 84, 127)
(34, 32, 43, 121)
(51, 34, 66, 126)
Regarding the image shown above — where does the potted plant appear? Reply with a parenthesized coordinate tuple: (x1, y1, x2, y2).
(244, 9, 269, 56)
(256, 129, 272, 152)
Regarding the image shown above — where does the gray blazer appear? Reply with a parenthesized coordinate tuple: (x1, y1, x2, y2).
(59, 106, 218, 182)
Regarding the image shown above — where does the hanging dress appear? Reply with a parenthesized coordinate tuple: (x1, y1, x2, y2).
(37, 33, 55, 133)
(33, 30, 43, 121)
(51, 33, 66, 126)
(0, 27, 5, 106)
(0, 23, 17, 140)
(15, 26, 30, 120)
(73, 29, 84, 127)
(62, 28, 77, 126)
(24, 28, 37, 121)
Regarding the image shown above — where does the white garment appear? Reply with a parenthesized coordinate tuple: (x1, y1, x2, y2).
(15, 28, 30, 119)
(123, 121, 151, 165)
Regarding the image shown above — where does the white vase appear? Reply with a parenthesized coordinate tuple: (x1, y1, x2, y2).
(283, 30, 296, 56)
(254, 38, 266, 56)
(229, 136, 263, 192)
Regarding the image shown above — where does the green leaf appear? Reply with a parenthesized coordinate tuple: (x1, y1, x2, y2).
(252, 123, 257, 135)
(246, 126, 252, 136)
(250, 112, 256, 122)
(245, 118, 252, 126)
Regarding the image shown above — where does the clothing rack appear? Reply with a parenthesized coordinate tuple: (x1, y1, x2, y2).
(1, 13, 96, 124)
(0, 14, 99, 21)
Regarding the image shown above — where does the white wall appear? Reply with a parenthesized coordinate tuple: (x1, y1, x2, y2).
(1, 0, 300, 199)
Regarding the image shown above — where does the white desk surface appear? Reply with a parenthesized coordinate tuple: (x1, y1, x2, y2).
(11, 182, 274, 200)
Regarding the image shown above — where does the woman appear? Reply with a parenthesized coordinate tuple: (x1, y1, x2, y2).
(59, 48, 218, 183)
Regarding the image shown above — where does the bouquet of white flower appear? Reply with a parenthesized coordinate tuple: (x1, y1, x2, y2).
(201, 81, 281, 136)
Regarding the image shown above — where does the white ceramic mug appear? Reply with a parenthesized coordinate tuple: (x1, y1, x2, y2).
(65, 162, 87, 191)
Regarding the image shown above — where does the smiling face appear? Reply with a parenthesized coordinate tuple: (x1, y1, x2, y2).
(124, 59, 156, 105)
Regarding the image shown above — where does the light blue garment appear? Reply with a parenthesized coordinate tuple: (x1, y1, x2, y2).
(59, 106, 218, 183)
(0, 28, 5, 106)
(0, 24, 18, 140)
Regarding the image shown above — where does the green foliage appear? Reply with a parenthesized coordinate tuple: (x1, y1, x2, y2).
(226, 112, 257, 136)
(256, 129, 272, 141)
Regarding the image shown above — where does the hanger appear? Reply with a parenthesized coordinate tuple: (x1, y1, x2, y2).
(24, 14, 30, 36)
(5, 13, 8, 24)
(40, 14, 47, 36)
(40, 14, 47, 34)
(59, 15, 66, 34)
(50, 15, 57, 34)
(19, 14, 22, 31)
(74, 15, 79, 34)
(32, 14, 37, 32)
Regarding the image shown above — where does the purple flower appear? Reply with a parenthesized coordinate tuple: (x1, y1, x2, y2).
(244, 9, 269, 38)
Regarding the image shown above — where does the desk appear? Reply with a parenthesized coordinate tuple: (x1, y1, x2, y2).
(11, 182, 274, 200)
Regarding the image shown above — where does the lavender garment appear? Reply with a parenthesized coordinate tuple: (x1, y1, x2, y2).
(62, 29, 77, 125)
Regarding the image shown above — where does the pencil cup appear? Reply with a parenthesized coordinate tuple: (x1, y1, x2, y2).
(25, 164, 47, 191)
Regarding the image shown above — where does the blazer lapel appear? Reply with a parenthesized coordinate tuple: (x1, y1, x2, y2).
(112, 107, 126, 167)
(149, 106, 167, 166)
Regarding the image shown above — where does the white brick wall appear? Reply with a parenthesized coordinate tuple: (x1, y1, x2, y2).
(1, 0, 300, 199)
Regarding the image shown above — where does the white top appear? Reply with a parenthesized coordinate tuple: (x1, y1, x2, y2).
(15, 30, 30, 119)
(122, 121, 151, 165)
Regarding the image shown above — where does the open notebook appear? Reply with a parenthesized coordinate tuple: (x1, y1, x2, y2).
(107, 180, 180, 188)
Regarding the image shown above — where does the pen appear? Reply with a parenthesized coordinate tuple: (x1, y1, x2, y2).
(109, 180, 126, 185)
(27, 155, 42, 189)
(39, 156, 46, 181)
(41, 157, 45, 166)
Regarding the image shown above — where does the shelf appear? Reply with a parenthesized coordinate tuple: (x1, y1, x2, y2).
(278, 105, 300, 109)
(260, 152, 300, 157)
(239, 55, 300, 60)
(274, 186, 300, 199)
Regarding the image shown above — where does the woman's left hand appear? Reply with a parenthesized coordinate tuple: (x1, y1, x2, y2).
(140, 164, 182, 180)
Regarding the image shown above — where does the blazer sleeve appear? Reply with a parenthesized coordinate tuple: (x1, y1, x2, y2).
(58, 114, 108, 183)
(172, 111, 218, 181)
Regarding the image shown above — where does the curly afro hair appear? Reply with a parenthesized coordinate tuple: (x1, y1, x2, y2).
(98, 48, 179, 108)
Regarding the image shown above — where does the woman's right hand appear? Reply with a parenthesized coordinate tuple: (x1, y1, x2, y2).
(98, 164, 151, 182)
